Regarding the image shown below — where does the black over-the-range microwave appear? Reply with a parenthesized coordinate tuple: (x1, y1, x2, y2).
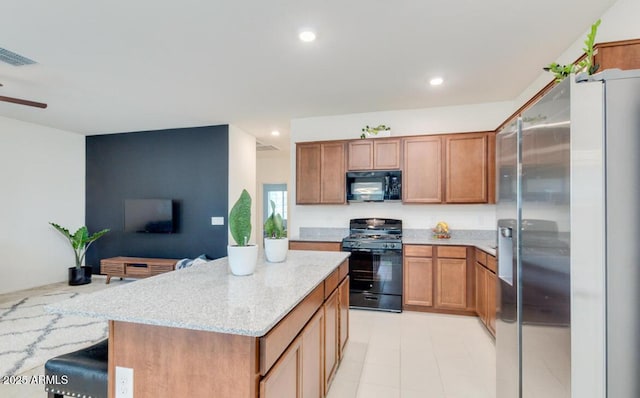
(346, 170, 402, 202)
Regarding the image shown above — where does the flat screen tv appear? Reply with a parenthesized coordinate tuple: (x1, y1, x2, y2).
(124, 199, 174, 233)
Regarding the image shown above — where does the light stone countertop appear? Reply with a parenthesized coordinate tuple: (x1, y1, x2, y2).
(47, 250, 350, 337)
(291, 227, 497, 256)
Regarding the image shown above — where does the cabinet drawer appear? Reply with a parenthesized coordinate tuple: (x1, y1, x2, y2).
(101, 263, 124, 274)
(404, 245, 433, 257)
(125, 264, 150, 277)
(289, 241, 342, 252)
(437, 246, 467, 259)
(338, 260, 349, 281)
(260, 283, 324, 376)
(149, 265, 174, 275)
(475, 248, 487, 266)
(487, 254, 497, 273)
(324, 268, 340, 299)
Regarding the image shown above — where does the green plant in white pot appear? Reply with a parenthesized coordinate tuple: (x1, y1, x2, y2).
(263, 200, 288, 262)
(228, 189, 258, 276)
(49, 223, 110, 285)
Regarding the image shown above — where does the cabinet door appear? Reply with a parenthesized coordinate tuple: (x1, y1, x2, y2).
(403, 136, 443, 203)
(302, 309, 324, 398)
(296, 143, 321, 204)
(324, 289, 339, 394)
(403, 256, 433, 307)
(320, 142, 346, 204)
(260, 337, 302, 398)
(486, 270, 497, 336)
(445, 133, 488, 203)
(338, 276, 350, 359)
(373, 139, 401, 169)
(475, 262, 487, 323)
(347, 141, 373, 170)
(435, 258, 467, 309)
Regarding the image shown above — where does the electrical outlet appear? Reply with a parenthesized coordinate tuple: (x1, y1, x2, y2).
(115, 366, 133, 398)
(211, 216, 224, 226)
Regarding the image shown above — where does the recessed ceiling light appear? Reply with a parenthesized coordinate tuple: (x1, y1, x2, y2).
(299, 31, 316, 42)
(271, 130, 280, 136)
(430, 77, 444, 86)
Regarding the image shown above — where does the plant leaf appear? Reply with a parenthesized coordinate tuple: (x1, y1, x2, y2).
(229, 189, 252, 246)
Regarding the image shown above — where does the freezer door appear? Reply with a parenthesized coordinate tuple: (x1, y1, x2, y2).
(496, 120, 520, 398)
(604, 75, 640, 398)
(520, 78, 571, 398)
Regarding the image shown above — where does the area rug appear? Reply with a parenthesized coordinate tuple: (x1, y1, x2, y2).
(0, 290, 108, 377)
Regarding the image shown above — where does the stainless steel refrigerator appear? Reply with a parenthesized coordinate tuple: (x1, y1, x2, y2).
(496, 78, 572, 398)
(496, 69, 640, 398)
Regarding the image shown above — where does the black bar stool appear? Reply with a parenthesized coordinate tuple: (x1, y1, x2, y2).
(44, 340, 108, 398)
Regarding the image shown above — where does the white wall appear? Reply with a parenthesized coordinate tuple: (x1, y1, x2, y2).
(256, 150, 290, 247)
(0, 116, 85, 294)
(228, 125, 257, 245)
(288, 101, 513, 235)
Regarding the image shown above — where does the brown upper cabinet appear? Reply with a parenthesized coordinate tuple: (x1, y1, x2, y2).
(296, 142, 346, 204)
(403, 136, 443, 203)
(444, 132, 491, 203)
(347, 138, 401, 170)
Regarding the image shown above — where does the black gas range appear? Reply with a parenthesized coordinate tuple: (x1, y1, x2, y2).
(342, 218, 403, 312)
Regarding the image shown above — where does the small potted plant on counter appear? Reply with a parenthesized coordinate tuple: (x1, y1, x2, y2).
(360, 124, 391, 139)
(228, 189, 258, 276)
(263, 200, 288, 262)
(49, 223, 110, 285)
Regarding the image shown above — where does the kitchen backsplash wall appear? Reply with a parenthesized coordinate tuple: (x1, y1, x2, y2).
(289, 202, 496, 237)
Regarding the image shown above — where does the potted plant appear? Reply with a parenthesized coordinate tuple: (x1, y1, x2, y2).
(228, 189, 258, 276)
(544, 19, 601, 82)
(263, 200, 288, 262)
(360, 124, 391, 139)
(49, 223, 110, 285)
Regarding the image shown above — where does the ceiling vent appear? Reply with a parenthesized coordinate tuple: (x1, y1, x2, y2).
(256, 140, 279, 152)
(0, 48, 36, 66)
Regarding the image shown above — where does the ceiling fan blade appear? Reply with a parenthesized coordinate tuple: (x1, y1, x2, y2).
(0, 95, 47, 109)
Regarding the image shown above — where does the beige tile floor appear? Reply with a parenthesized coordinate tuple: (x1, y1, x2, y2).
(327, 309, 496, 398)
(1, 280, 496, 398)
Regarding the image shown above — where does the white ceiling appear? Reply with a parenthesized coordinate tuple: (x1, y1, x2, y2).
(0, 0, 617, 150)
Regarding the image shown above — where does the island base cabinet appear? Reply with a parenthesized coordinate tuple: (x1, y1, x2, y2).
(324, 289, 339, 394)
(338, 276, 350, 359)
(260, 338, 302, 398)
(108, 321, 260, 398)
(302, 309, 324, 398)
(261, 307, 326, 398)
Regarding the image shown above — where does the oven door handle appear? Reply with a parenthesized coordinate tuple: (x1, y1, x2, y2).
(349, 248, 399, 255)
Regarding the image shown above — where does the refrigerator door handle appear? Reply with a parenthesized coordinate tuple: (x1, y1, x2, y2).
(498, 227, 514, 286)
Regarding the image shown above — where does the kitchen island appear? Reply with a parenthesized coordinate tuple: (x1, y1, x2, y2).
(48, 250, 350, 398)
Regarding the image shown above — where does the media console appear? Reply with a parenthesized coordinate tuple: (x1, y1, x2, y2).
(100, 256, 178, 284)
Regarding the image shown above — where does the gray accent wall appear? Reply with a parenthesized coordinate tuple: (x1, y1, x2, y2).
(85, 125, 229, 273)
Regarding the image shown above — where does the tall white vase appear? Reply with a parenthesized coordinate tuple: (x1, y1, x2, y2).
(264, 238, 289, 263)
(227, 245, 258, 276)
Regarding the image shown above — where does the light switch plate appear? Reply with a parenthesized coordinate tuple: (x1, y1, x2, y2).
(211, 216, 225, 226)
(115, 366, 133, 398)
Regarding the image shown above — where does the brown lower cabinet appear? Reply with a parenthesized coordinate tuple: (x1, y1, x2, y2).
(403, 244, 476, 315)
(403, 245, 433, 309)
(474, 248, 497, 336)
